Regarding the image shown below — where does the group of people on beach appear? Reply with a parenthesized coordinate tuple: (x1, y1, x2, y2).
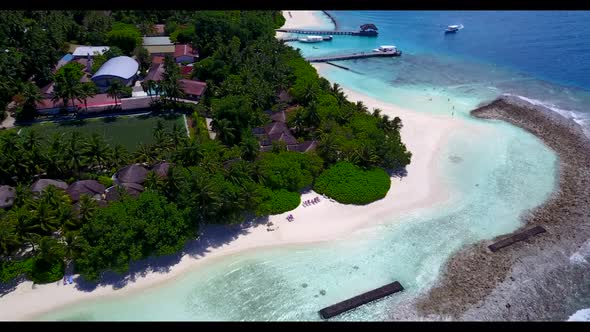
(286, 214, 294, 222)
(303, 197, 321, 207)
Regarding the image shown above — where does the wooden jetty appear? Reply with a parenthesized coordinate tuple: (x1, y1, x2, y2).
(276, 23, 379, 37)
(488, 225, 547, 252)
(306, 50, 401, 63)
(319, 281, 404, 319)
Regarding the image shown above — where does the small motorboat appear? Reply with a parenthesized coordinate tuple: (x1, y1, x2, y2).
(445, 24, 463, 33)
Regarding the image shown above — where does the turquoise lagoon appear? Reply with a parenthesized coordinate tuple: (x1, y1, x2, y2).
(37, 11, 576, 320)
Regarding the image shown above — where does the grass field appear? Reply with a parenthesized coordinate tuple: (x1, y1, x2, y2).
(18, 113, 186, 152)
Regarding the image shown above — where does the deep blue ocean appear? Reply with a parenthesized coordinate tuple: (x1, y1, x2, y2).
(296, 11, 590, 133)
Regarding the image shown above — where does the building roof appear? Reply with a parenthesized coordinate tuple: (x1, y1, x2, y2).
(31, 179, 68, 193)
(151, 161, 171, 178)
(142, 36, 173, 46)
(66, 180, 106, 202)
(179, 79, 207, 96)
(0, 185, 16, 209)
(153, 24, 166, 35)
(151, 55, 165, 64)
(116, 164, 148, 184)
(36, 94, 117, 111)
(92, 56, 139, 80)
(174, 44, 198, 58)
(104, 183, 144, 201)
(145, 62, 164, 82)
(287, 140, 318, 153)
(270, 111, 287, 123)
(72, 46, 109, 57)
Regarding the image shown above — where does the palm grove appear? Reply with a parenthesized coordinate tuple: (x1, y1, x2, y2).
(0, 11, 411, 284)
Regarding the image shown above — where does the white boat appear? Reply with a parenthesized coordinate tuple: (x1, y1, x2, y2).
(298, 35, 324, 43)
(445, 24, 464, 33)
(373, 45, 397, 53)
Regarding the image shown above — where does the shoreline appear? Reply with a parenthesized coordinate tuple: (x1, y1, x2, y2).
(412, 96, 590, 320)
(0, 10, 458, 321)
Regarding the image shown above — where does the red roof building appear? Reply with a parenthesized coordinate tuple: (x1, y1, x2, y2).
(174, 44, 199, 64)
(179, 79, 207, 100)
(180, 65, 193, 78)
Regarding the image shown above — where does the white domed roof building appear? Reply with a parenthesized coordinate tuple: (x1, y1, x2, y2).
(91, 56, 139, 92)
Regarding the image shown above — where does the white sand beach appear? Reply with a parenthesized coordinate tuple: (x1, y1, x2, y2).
(275, 10, 331, 39)
(0, 11, 461, 320)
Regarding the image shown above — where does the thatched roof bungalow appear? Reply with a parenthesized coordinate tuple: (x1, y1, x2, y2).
(115, 164, 148, 184)
(66, 180, 106, 202)
(31, 179, 68, 194)
(0, 185, 16, 209)
(104, 183, 145, 202)
(151, 161, 171, 179)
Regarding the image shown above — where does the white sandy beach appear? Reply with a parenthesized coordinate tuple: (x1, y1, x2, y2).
(0, 11, 462, 320)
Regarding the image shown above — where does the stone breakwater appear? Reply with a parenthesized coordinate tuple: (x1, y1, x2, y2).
(411, 96, 590, 321)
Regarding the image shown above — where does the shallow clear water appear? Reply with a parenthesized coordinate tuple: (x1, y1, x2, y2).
(38, 11, 588, 320)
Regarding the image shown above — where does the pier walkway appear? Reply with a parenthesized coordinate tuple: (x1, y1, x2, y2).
(276, 28, 377, 36)
(306, 50, 401, 63)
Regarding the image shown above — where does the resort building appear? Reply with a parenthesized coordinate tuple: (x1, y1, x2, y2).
(174, 44, 199, 64)
(72, 46, 109, 59)
(179, 79, 207, 101)
(253, 110, 318, 153)
(91, 56, 139, 92)
(142, 36, 175, 55)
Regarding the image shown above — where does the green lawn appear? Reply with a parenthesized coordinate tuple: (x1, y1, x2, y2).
(18, 114, 186, 152)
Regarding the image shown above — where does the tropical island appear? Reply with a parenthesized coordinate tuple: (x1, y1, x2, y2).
(0, 11, 411, 286)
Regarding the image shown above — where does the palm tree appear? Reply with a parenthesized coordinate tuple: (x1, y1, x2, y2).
(108, 144, 129, 170)
(62, 230, 84, 270)
(78, 82, 98, 114)
(52, 65, 85, 114)
(211, 118, 236, 146)
(65, 131, 85, 177)
(77, 194, 98, 226)
(134, 143, 157, 163)
(304, 102, 321, 129)
(161, 55, 183, 104)
(0, 218, 19, 257)
(8, 205, 38, 253)
(330, 83, 347, 105)
(355, 101, 369, 114)
(303, 81, 318, 105)
(288, 107, 306, 136)
(19, 81, 42, 118)
(170, 123, 187, 149)
(36, 236, 65, 266)
(106, 80, 128, 106)
(84, 133, 110, 172)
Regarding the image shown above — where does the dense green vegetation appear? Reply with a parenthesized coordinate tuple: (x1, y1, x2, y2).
(0, 10, 411, 284)
(255, 189, 300, 216)
(314, 162, 391, 205)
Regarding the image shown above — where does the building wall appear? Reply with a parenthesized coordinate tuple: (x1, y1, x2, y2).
(91, 75, 135, 92)
(144, 45, 175, 55)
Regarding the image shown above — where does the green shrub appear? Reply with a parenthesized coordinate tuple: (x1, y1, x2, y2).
(255, 188, 300, 216)
(314, 162, 391, 205)
(98, 175, 114, 188)
(30, 258, 64, 284)
(0, 258, 34, 283)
